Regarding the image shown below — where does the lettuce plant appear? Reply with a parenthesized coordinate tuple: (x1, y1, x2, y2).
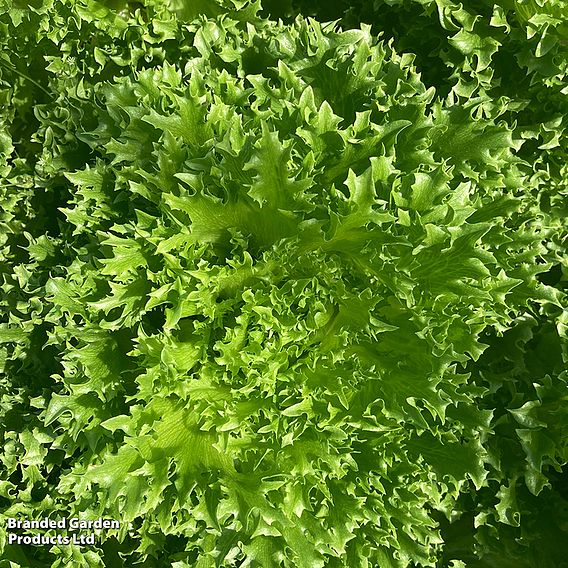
(0, 0, 566, 566)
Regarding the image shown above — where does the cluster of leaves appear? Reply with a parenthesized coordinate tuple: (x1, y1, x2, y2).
(0, 0, 566, 566)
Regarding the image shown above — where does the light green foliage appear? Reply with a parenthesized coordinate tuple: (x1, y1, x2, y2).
(0, 0, 566, 566)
